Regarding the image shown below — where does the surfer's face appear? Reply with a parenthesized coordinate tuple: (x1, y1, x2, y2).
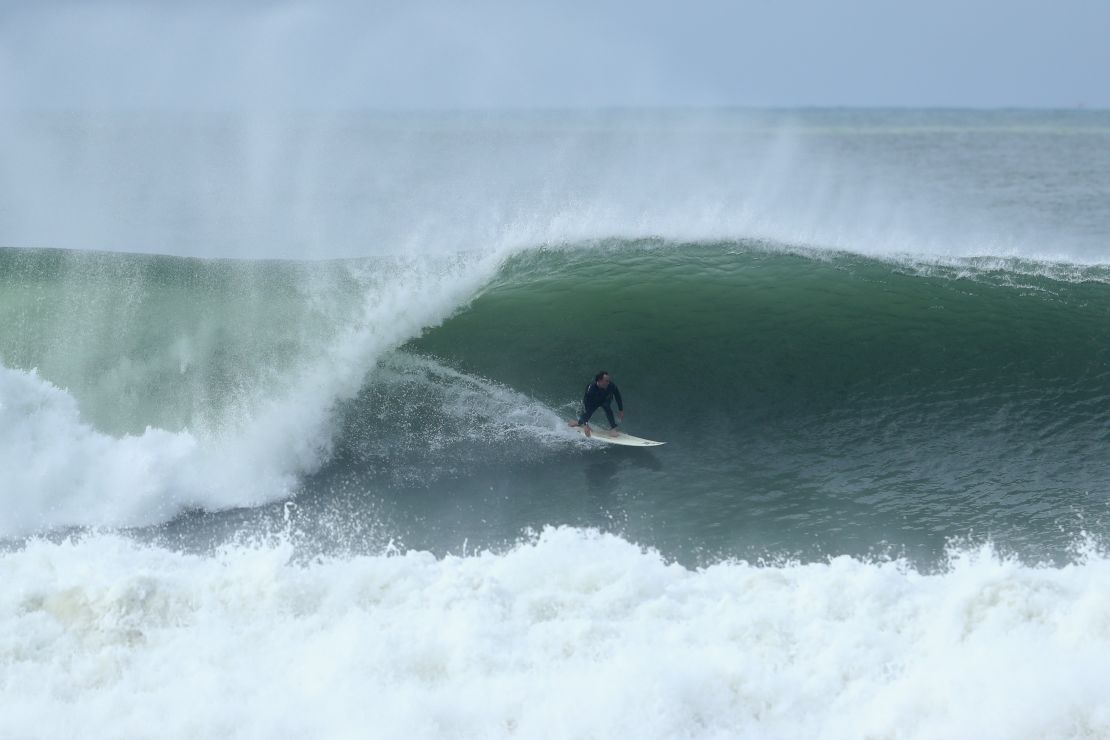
(597, 375, 610, 388)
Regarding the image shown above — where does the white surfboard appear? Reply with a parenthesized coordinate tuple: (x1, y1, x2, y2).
(572, 425, 664, 447)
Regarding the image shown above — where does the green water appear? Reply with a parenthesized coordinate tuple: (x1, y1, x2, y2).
(0, 247, 366, 434)
(331, 242, 1110, 563)
(5, 241, 1110, 563)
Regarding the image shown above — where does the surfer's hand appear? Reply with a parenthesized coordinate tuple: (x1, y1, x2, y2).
(584, 424, 592, 437)
(618, 410, 625, 421)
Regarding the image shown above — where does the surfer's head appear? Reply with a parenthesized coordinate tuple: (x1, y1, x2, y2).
(595, 371, 610, 388)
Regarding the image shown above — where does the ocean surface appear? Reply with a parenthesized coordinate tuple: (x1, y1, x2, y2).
(2, 109, 1110, 738)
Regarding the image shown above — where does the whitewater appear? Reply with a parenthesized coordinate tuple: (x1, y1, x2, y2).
(3, 109, 1110, 738)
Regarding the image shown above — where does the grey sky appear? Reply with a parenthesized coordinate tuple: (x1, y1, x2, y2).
(1, 0, 1107, 109)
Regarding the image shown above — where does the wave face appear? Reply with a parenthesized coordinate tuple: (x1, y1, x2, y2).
(358, 241, 1110, 563)
(5, 240, 1110, 563)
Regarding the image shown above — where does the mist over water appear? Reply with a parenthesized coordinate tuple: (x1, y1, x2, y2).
(4, 109, 1110, 738)
(3, 109, 1107, 261)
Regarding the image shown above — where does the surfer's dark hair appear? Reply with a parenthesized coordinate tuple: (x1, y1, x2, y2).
(595, 370, 609, 381)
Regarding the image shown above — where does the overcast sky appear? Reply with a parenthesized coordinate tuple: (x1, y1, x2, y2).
(1, 0, 1107, 110)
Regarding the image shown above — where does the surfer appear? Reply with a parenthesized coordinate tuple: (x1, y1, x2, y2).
(569, 371, 624, 438)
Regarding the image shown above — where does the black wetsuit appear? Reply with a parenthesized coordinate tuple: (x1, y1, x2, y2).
(577, 381, 624, 428)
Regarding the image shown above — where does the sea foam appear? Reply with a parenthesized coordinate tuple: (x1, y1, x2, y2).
(1, 526, 1107, 739)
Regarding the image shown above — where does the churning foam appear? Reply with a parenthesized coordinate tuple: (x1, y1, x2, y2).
(0, 365, 199, 534)
(1, 526, 1108, 739)
(0, 252, 507, 538)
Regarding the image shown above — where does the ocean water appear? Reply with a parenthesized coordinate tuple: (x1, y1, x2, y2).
(2, 109, 1110, 738)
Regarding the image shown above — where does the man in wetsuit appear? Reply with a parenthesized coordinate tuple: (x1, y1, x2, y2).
(568, 370, 624, 438)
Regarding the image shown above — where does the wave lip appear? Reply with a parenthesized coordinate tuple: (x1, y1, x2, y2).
(0, 249, 507, 538)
